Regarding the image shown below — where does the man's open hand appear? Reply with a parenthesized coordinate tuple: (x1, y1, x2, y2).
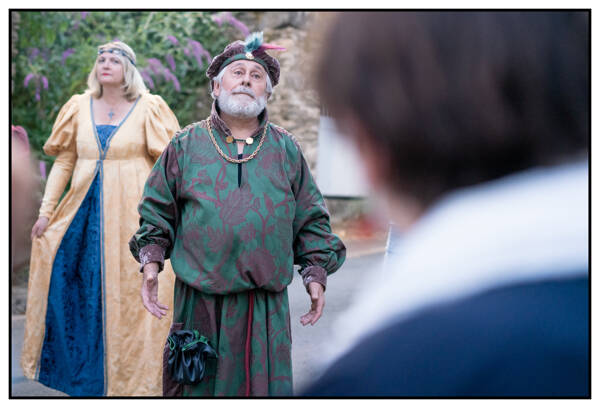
(300, 282, 325, 326)
(141, 263, 168, 319)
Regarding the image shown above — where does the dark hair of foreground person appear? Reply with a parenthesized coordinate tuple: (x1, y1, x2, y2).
(316, 11, 588, 207)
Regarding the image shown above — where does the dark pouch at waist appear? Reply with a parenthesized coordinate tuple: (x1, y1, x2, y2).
(167, 329, 217, 385)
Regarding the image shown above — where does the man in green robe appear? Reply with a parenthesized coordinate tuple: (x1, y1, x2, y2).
(129, 32, 346, 396)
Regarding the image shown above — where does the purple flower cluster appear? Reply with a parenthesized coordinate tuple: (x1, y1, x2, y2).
(174, 36, 212, 68)
(24, 73, 49, 101)
(73, 12, 88, 31)
(143, 34, 213, 92)
(212, 11, 250, 37)
(167, 35, 179, 46)
(143, 58, 180, 92)
(212, 12, 226, 26)
(163, 69, 181, 92)
(23, 73, 34, 88)
(27, 48, 42, 64)
(29, 47, 50, 63)
(61, 48, 75, 65)
(140, 70, 155, 89)
(147, 58, 164, 75)
(228, 15, 250, 37)
(149, 15, 252, 93)
(187, 39, 212, 68)
(166, 54, 176, 72)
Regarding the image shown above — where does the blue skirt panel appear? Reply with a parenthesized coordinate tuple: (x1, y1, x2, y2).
(38, 125, 115, 396)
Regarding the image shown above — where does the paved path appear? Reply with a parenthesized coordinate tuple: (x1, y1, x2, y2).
(289, 252, 385, 393)
(11, 251, 385, 397)
(11, 316, 66, 397)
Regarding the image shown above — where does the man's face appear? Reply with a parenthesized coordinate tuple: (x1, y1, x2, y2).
(214, 60, 269, 101)
(214, 60, 270, 119)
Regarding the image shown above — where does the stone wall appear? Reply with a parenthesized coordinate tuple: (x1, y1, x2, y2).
(238, 12, 321, 172)
(235, 12, 366, 224)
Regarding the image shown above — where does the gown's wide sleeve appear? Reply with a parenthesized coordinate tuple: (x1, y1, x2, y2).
(129, 139, 181, 272)
(292, 146, 346, 291)
(144, 94, 180, 161)
(38, 95, 80, 218)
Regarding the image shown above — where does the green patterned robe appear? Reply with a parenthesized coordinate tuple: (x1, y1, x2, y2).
(129, 105, 346, 396)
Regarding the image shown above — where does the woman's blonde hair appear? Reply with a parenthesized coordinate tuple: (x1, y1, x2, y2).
(87, 41, 147, 100)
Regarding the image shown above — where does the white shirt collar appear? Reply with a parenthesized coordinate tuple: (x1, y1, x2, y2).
(324, 161, 589, 366)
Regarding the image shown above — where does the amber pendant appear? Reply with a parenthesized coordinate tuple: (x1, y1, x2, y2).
(245, 137, 254, 145)
(226, 136, 234, 143)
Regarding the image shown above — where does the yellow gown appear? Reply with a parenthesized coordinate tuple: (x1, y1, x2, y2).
(21, 90, 179, 396)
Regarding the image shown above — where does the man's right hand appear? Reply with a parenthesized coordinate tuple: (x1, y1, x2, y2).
(31, 216, 49, 239)
(141, 262, 169, 319)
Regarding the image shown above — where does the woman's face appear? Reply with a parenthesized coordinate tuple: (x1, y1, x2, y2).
(96, 52, 125, 87)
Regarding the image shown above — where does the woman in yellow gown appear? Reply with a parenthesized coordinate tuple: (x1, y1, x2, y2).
(21, 41, 179, 396)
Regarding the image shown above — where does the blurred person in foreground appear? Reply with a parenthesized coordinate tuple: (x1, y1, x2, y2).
(129, 32, 345, 396)
(11, 126, 36, 265)
(21, 41, 180, 396)
(304, 11, 589, 397)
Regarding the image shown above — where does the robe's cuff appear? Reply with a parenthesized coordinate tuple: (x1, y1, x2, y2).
(139, 244, 165, 273)
(300, 265, 327, 292)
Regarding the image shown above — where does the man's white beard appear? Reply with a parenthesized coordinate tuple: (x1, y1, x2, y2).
(217, 86, 267, 118)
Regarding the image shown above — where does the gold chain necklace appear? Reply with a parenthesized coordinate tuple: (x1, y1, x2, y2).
(207, 118, 268, 164)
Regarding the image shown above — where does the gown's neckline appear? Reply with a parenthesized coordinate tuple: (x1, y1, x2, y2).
(90, 95, 141, 160)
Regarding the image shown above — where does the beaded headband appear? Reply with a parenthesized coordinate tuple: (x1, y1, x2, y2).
(98, 47, 136, 66)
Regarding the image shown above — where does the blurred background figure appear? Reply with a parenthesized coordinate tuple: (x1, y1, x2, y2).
(11, 125, 36, 267)
(21, 41, 180, 396)
(304, 11, 589, 397)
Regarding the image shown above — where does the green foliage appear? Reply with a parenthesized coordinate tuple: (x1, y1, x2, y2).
(12, 11, 245, 164)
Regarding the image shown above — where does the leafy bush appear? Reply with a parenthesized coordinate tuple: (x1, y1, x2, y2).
(11, 11, 250, 165)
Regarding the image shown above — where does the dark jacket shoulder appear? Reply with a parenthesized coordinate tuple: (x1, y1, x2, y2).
(303, 276, 589, 397)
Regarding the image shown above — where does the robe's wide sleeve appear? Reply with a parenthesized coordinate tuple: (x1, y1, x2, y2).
(38, 95, 80, 219)
(144, 94, 180, 161)
(291, 145, 346, 291)
(129, 139, 181, 272)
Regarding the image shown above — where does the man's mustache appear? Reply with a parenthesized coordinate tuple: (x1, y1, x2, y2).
(231, 86, 256, 99)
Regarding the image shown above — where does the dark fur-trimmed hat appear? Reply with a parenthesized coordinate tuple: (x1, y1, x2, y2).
(206, 32, 285, 87)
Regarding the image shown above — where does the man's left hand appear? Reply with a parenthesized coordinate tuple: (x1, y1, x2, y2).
(300, 282, 325, 326)
(141, 263, 168, 319)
